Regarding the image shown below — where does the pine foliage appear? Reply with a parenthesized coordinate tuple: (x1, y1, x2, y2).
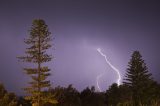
(18, 19, 57, 105)
(124, 51, 152, 105)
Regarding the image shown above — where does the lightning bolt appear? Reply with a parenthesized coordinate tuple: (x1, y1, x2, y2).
(96, 73, 103, 92)
(96, 48, 121, 91)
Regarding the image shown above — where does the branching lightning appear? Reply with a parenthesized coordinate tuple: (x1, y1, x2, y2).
(96, 48, 121, 91)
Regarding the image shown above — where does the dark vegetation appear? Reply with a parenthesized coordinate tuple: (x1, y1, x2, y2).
(0, 19, 160, 106)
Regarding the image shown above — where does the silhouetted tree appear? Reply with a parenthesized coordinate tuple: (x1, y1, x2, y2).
(105, 83, 120, 106)
(80, 86, 105, 106)
(106, 83, 132, 106)
(18, 19, 57, 106)
(50, 86, 66, 105)
(148, 81, 160, 105)
(118, 84, 132, 104)
(63, 84, 81, 106)
(124, 51, 153, 105)
(80, 87, 92, 105)
(50, 85, 81, 106)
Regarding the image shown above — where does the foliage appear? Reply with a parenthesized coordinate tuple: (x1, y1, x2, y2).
(18, 19, 57, 106)
(0, 83, 18, 106)
(106, 83, 120, 105)
(50, 85, 81, 106)
(0, 83, 7, 99)
(17, 97, 31, 106)
(124, 51, 154, 105)
(106, 83, 132, 106)
(80, 86, 106, 106)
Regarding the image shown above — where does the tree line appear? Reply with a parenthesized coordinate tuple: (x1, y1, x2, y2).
(0, 19, 160, 106)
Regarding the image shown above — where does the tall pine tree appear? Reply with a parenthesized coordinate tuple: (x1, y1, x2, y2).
(18, 19, 57, 106)
(124, 51, 152, 106)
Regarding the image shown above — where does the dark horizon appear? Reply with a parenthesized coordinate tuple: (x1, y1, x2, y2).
(0, 0, 160, 95)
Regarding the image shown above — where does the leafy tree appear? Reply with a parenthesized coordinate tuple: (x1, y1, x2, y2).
(80, 86, 105, 106)
(63, 84, 81, 106)
(148, 81, 160, 106)
(80, 87, 91, 105)
(18, 19, 57, 106)
(0, 83, 18, 106)
(50, 85, 81, 106)
(0, 93, 18, 106)
(123, 51, 153, 106)
(105, 83, 132, 106)
(17, 96, 31, 106)
(0, 83, 7, 99)
(50, 86, 66, 105)
(105, 83, 120, 106)
(118, 84, 132, 105)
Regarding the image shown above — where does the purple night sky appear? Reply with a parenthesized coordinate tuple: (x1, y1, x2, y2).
(0, 0, 160, 95)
